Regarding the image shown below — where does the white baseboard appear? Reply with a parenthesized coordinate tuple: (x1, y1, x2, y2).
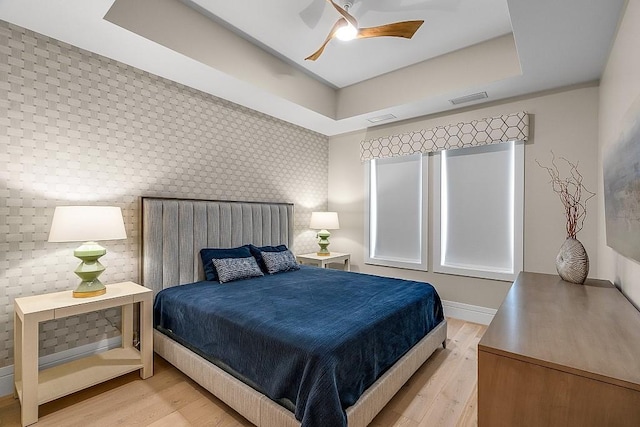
(0, 336, 122, 397)
(442, 300, 496, 325)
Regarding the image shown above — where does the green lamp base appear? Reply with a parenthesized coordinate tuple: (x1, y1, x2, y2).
(316, 229, 331, 256)
(72, 241, 107, 298)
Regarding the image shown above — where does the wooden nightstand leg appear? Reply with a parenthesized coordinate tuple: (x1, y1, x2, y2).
(20, 317, 39, 426)
(139, 298, 153, 379)
(13, 310, 22, 399)
(121, 303, 133, 349)
(13, 312, 21, 399)
(345, 258, 351, 272)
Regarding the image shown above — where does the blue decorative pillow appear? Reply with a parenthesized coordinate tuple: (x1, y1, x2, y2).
(261, 250, 300, 275)
(249, 244, 289, 273)
(200, 246, 252, 281)
(211, 257, 264, 283)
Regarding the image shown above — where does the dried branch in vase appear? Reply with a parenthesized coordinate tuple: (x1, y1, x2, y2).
(536, 152, 596, 239)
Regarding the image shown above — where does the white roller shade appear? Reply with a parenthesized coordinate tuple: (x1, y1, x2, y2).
(365, 153, 428, 270)
(434, 141, 523, 281)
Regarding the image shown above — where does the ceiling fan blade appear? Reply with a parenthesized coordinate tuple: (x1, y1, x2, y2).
(357, 20, 424, 39)
(305, 18, 348, 61)
(300, 0, 327, 29)
(327, 0, 359, 29)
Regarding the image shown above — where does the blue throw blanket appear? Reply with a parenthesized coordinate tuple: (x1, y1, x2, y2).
(154, 266, 443, 427)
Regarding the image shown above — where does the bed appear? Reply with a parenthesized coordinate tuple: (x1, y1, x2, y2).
(141, 197, 447, 427)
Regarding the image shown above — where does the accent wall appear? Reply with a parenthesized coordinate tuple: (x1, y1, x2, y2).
(0, 20, 328, 369)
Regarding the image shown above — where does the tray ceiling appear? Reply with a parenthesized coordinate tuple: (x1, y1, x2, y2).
(0, 0, 626, 136)
(188, 0, 514, 88)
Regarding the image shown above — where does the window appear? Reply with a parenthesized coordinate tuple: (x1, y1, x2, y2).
(364, 154, 428, 270)
(433, 141, 524, 281)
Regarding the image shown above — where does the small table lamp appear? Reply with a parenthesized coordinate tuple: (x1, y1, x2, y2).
(310, 212, 340, 256)
(48, 206, 127, 298)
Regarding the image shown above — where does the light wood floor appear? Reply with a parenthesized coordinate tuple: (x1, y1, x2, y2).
(0, 318, 485, 427)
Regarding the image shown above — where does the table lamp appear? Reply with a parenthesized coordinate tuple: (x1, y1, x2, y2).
(310, 212, 340, 256)
(48, 206, 127, 298)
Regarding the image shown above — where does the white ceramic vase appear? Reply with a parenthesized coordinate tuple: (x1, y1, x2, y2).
(555, 237, 589, 284)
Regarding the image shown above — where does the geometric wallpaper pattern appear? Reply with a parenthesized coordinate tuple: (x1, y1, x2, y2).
(0, 20, 328, 368)
(361, 111, 529, 161)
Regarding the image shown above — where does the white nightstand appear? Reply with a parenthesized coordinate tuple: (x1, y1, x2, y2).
(296, 252, 351, 271)
(13, 282, 153, 427)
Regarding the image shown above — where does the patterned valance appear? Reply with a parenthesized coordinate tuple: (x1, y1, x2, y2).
(360, 111, 529, 162)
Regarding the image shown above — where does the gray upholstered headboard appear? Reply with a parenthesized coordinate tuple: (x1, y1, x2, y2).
(141, 197, 294, 294)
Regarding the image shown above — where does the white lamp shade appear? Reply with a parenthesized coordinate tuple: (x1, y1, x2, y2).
(48, 206, 127, 243)
(310, 212, 340, 230)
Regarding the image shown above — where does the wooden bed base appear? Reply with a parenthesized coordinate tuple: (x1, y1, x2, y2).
(154, 319, 447, 427)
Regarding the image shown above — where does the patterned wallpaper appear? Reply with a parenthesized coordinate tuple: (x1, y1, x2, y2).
(0, 21, 328, 368)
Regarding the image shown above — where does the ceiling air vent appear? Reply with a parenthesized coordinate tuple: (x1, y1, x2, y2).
(449, 91, 488, 105)
(367, 114, 396, 124)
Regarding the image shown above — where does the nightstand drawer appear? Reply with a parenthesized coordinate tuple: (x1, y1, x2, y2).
(54, 295, 133, 318)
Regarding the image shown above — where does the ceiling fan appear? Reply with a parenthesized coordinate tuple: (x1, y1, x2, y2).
(305, 0, 424, 61)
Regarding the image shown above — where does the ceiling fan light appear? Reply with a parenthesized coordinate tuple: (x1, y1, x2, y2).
(335, 24, 358, 41)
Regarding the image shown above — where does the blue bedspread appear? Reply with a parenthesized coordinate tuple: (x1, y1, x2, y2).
(154, 266, 443, 427)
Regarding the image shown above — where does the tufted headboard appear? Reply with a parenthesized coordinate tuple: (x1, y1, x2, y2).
(140, 197, 294, 295)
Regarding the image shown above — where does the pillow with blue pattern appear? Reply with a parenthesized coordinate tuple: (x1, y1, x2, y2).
(211, 257, 264, 283)
(248, 244, 289, 273)
(200, 246, 252, 281)
(261, 250, 300, 275)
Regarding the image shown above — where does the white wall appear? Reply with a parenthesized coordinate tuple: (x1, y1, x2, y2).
(336, 34, 521, 120)
(329, 86, 600, 309)
(598, 0, 640, 308)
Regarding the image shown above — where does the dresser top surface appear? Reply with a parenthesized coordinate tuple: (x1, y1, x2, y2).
(479, 271, 640, 390)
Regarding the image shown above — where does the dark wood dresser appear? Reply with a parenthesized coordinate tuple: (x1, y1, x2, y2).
(478, 271, 640, 426)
